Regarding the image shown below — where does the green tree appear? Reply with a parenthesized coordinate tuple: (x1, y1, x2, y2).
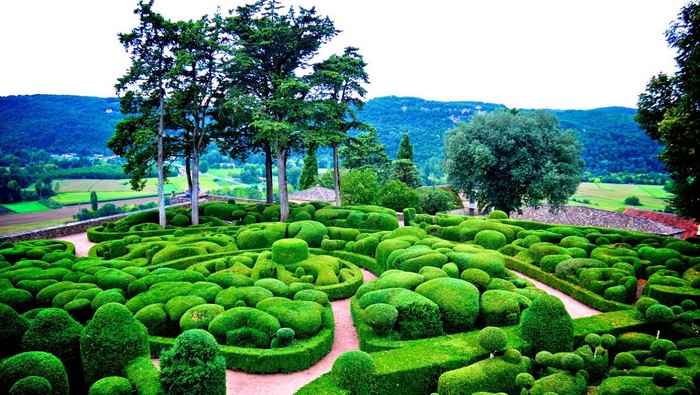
(636, 1, 700, 220)
(299, 145, 320, 190)
(340, 128, 391, 183)
(113, 0, 176, 228)
(444, 110, 583, 213)
(225, 0, 338, 220)
(391, 159, 422, 189)
(417, 187, 455, 215)
(90, 191, 98, 211)
(397, 132, 414, 161)
(377, 180, 421, 211)
(286, 166, 302, 189)
(340, 168, 379, 206)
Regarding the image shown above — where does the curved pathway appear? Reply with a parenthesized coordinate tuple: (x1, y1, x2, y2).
(55, 233, 598, 395)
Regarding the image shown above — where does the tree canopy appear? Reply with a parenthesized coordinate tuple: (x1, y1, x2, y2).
(444, 110, 583, 213)
(636, 1, 700, 219)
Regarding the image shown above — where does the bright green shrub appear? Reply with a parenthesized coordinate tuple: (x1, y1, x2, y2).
(478, 326, 508, 357)
(271, 239, 309, 265)
(327, 227, 361, 242)
(237, 286, 274, 307)
(165, 295, 207, 322)
(236, 223, 288, 250)
(15, 279, 58, 296)
(590, 247, 639, 266)
(207, 307, 281, 344)
(91, 289, 126, 310)
(64, 298, 92, 324)
(254, 278, 290, 298)
(665, 349, 689, 367)
(460, 268, 491, 292)
(528, 242, 566, 265)
(89, 376, 132, 395)
(331, 351, 376, 395)
(0, 288, 34, 313)
(520, 294, 573, 356)
(288, 220, 327, 248)
(293, 289, 329, 306)
(479, 290, 526, 326)
(639, 247, 683, 266)
(442, 262, 459, 279)
(35, 282, 96, 307)
(565, 247, 588, 258)
(135, 303, 171, 336)
(1, 304, 29, 358)
(375, 239, 412, 270)
(447, 250, 506, 279)
(321, 239, 347, 251)
(0, 351, 69, 395)
(226, 327, 269, 348)
(80, 303, 150, 387)
(160, 329, 226, 395)
(21, 308, 84, 392)
(214, 287, 244, 309)
(529, 372, 587, 395)
(8, 376, 52, 395)
(613, 352, 639, 370)
(355, 271, 426, 298)
(270, 327, 296, 348)
(178, 303, 224, 332)
(475, 230, 507, 250)
(418, 266, 448, 280)
(363, 303, 399, 336)
(94, 268, 136, 292)
(353, 236, 380, 258)
(540, 254, 572, 273)
(650, 338, 676, 359)
(396, 251, 449, 273)
(555, 258, 607, 279)
(560, 235, 594, 251)
(415, 277, 480, 333)
(150, 245, 208, 265)
(488, 210, 508, 219)
(358, 288, 443, 340)
(256, 297, 325, 339)
(665, 240, 700, 256)
(437, 351, 531, 395)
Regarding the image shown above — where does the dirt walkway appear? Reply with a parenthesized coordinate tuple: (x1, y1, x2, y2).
(56, 233, 598, 394)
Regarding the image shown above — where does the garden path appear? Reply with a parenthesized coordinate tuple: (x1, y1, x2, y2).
(56, 233, 599, 395)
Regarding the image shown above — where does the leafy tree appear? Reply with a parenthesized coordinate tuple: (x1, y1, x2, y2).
(624, 196, 641, 206)
(90, 191, 98, 211)
(113, 0, 176, 227)
(636, 1, 700, 219)
(309, 47, 371, 206)
(240, 164, 261, 184)
(444, 110, 583, 213)
(391, 159, 421, 189)
(397, 132, 414, 161)
(225, 0, 338, 221)
(377, 180, 421, 211)
(299, 145, 320, 190)
(286, 166, 302, 189)
(340, 168, 379, 206)
(417, 187, 455, 214)
(340, 128, 391, 183)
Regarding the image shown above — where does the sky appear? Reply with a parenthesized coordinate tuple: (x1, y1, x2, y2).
(0, 0, 689, 110)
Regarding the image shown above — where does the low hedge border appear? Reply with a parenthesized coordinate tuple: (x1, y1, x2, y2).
(505, 255, 632, 312)
(87, 225, 238, 243)
(324, 250, 383, 277)
(148, 305, 334, 373)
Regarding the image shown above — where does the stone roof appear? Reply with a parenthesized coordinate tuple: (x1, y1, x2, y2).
(288, 185, 337, 203)
(510, 205, 685, 237)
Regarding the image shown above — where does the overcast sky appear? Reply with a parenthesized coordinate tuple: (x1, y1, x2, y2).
(0, 0, 689, 109)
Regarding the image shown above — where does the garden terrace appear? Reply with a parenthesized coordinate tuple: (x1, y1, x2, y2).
(0, 202, 699, 394)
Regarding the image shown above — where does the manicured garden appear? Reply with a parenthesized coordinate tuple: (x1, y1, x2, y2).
(1, 200, 699, 394)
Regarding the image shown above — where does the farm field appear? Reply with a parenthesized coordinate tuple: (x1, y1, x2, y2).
(569, 182, 671, 212)
(0, 201, 52, 213)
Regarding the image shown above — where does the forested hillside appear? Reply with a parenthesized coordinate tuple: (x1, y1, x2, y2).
(0, 95, 121, 155)
(0, 94, 665, 177)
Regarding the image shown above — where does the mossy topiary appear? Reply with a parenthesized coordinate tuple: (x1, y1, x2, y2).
(271, 238, 309, 265)
(207, 306, 281, 344)
(478, 326, 508, 358)
(80, 302, 150, 388)
(520, 294, 573, 356)
(437, 349, 531, 395)
(88, 376, 133, 395)
(613, 352, 639, 370)
(363, 303, 399, 336)
(0, 303, 30, 359)
(0, 351, 69, 395)
(160, 329, 226, 395)
(270, 327, 296, 348)
(256, 297, 325, 339)
(474, 230, 507, 250)
(331, 350, 376, 395)
(8, 376, 53, 395)
(488, 210, 509, 220)
(415, 277, 480, 333)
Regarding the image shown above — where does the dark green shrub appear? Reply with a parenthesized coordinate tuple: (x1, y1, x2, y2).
(418, 187, 455, 215)
(179, 304, 224, 332)
(460, 268, 491, 292)
(8, 376, 52, 395)
(207, 307, 280, 344)
(135, 303, 171, 336)
(91, 289, 126, 310)
(0, 351, 69, 395)
(415, 277, 480, 333)
(560, 353, 585, 373)
(529, 371, 587, 395)
(0, 303, 29, 358)
(540, 254, 572, 273)
(480, 290, 525, 326)
(160, 329, 226, 395)
(478, 326, 507, 358)
(650, 338, 676, 359)
(555, 258, 607, 279)
(363, 303, 399, 336)
(21, 308, 84, 392)
(256, 297, 324, 339)
(88, 376, 132, 395)
(613, 352, 639, 370)
(635, 296, 659, 315)
(645, 304, 676, 338)
(331, 350, 376, 395)
(0, 288, 34, 313)
(270, 327, 296, 348)
(64, 298, 92, 324)
(520, 294, 573, 356)
(652, 368, 677, 387)
(665, 350, 688, 367)
(80, 302, 150, 388)
(446, 250, 506, 279)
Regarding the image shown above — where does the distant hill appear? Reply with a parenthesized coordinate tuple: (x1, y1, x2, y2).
(0, 95, 121, 155)
(0, 94, 665, 176)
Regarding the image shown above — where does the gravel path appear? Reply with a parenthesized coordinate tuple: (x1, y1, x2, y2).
(55, 233, 599, 394)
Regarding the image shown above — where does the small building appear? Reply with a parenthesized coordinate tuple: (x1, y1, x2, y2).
(288, 185, 337, 205)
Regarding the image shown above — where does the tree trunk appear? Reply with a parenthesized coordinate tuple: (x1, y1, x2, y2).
(157, 94, 166, 228)
(185, 157, 193, 193)
(333, 145, 341, 206)
(276, 142, 289, 222)
(264, 143, 274, 204)
(191, 135, 200, 226)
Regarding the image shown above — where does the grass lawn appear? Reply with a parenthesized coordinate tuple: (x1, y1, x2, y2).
(0, 201, 53, 214)
(569, 182, 671, 212)
(205, 168, 243, 178)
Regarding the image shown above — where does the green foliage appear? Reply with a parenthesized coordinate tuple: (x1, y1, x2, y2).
(478, 326, 508, 357)
(624, 196, 641, 206)
(437, 350, 531, 395)
(488, 210, 509, 219)
(160, 329, 226, 395)
(363, 303, 398, 336)
(89, 376, 132, 395)
(80, 302, 150, 387)
(416, 187, 455, 215)
(0, 351, 69, 395)
(8, 376, 53, 395)
(0, 303, 29, 359)
(331, 350, 376, 395)
(520, 294, 574, 355)
(415, 277, 480, 333)
(256, 297, 325, 339)
(340, 168, 380, 206)
(391, 159, 422, 189)
(207, 306, 280, 345)
(271, 238, 309, 265)
(444, 110, 583, 213)
(377, 180, 421, 211)
(613, 352, 639, 370)
(474, 230, 507, 250)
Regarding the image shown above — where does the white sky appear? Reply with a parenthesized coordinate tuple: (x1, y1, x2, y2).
(0, 0, 688, 110)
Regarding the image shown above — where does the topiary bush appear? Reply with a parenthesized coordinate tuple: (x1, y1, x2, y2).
(331, 350, 376, 395)
(520, 294, 573, 356)
(8, 376, 53, 395)
(88, 376, 133, 395)
(160, 329, 226, 395)
(0, 303, 29, 359)
(363, 302, 399, 336)
(478, 326, 508, 358)
(0, 351, 69, 395)
(488, 210, 509, 220)
(80, 302, 150, 388)
(415, 277, 480, 333)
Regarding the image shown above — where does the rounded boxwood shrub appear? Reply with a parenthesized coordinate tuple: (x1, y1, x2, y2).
(0, 351, 69, 395)
(179, 304, 224, 332)
(91, 289, 126, 310)
(540, 254, 572, 273)
(0, 303, 29, 358)
(488, 210, 508, 220)
(652, 368, 677, 387)
(8, 376, 52, 395)
(165, 295, 207, 322)
(80, 302, 150, 388)
(88, 376, 132, 395)
(460, 268, 491, 292)
(256, 297, 324, 339)
(271, 238, 309, 264)
(0, 288, 34, 313)
(665, 349, 688, 367)
(135, 303, 171, 336)
(331, 350, 376, 395)
(160, 329, 226, 395)
(270, 327, 296, 348)
(207, 307, 281, 344)
(475, 230, 507, 250)
(363, 303, 399, 336)
(415, 277, 480, 333)
(293, 289, 329, 306)
(613, 352, 639, 370)
(520, 294, 573, 356)
(478, 326, 508, 358)
(650, 338, 676, 359)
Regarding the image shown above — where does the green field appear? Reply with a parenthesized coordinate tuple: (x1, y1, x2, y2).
(205, 168, 243, 178)
(0, 218, 72, 235)
(569, 182, 671, 212)
(0, 201, 53, 214)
